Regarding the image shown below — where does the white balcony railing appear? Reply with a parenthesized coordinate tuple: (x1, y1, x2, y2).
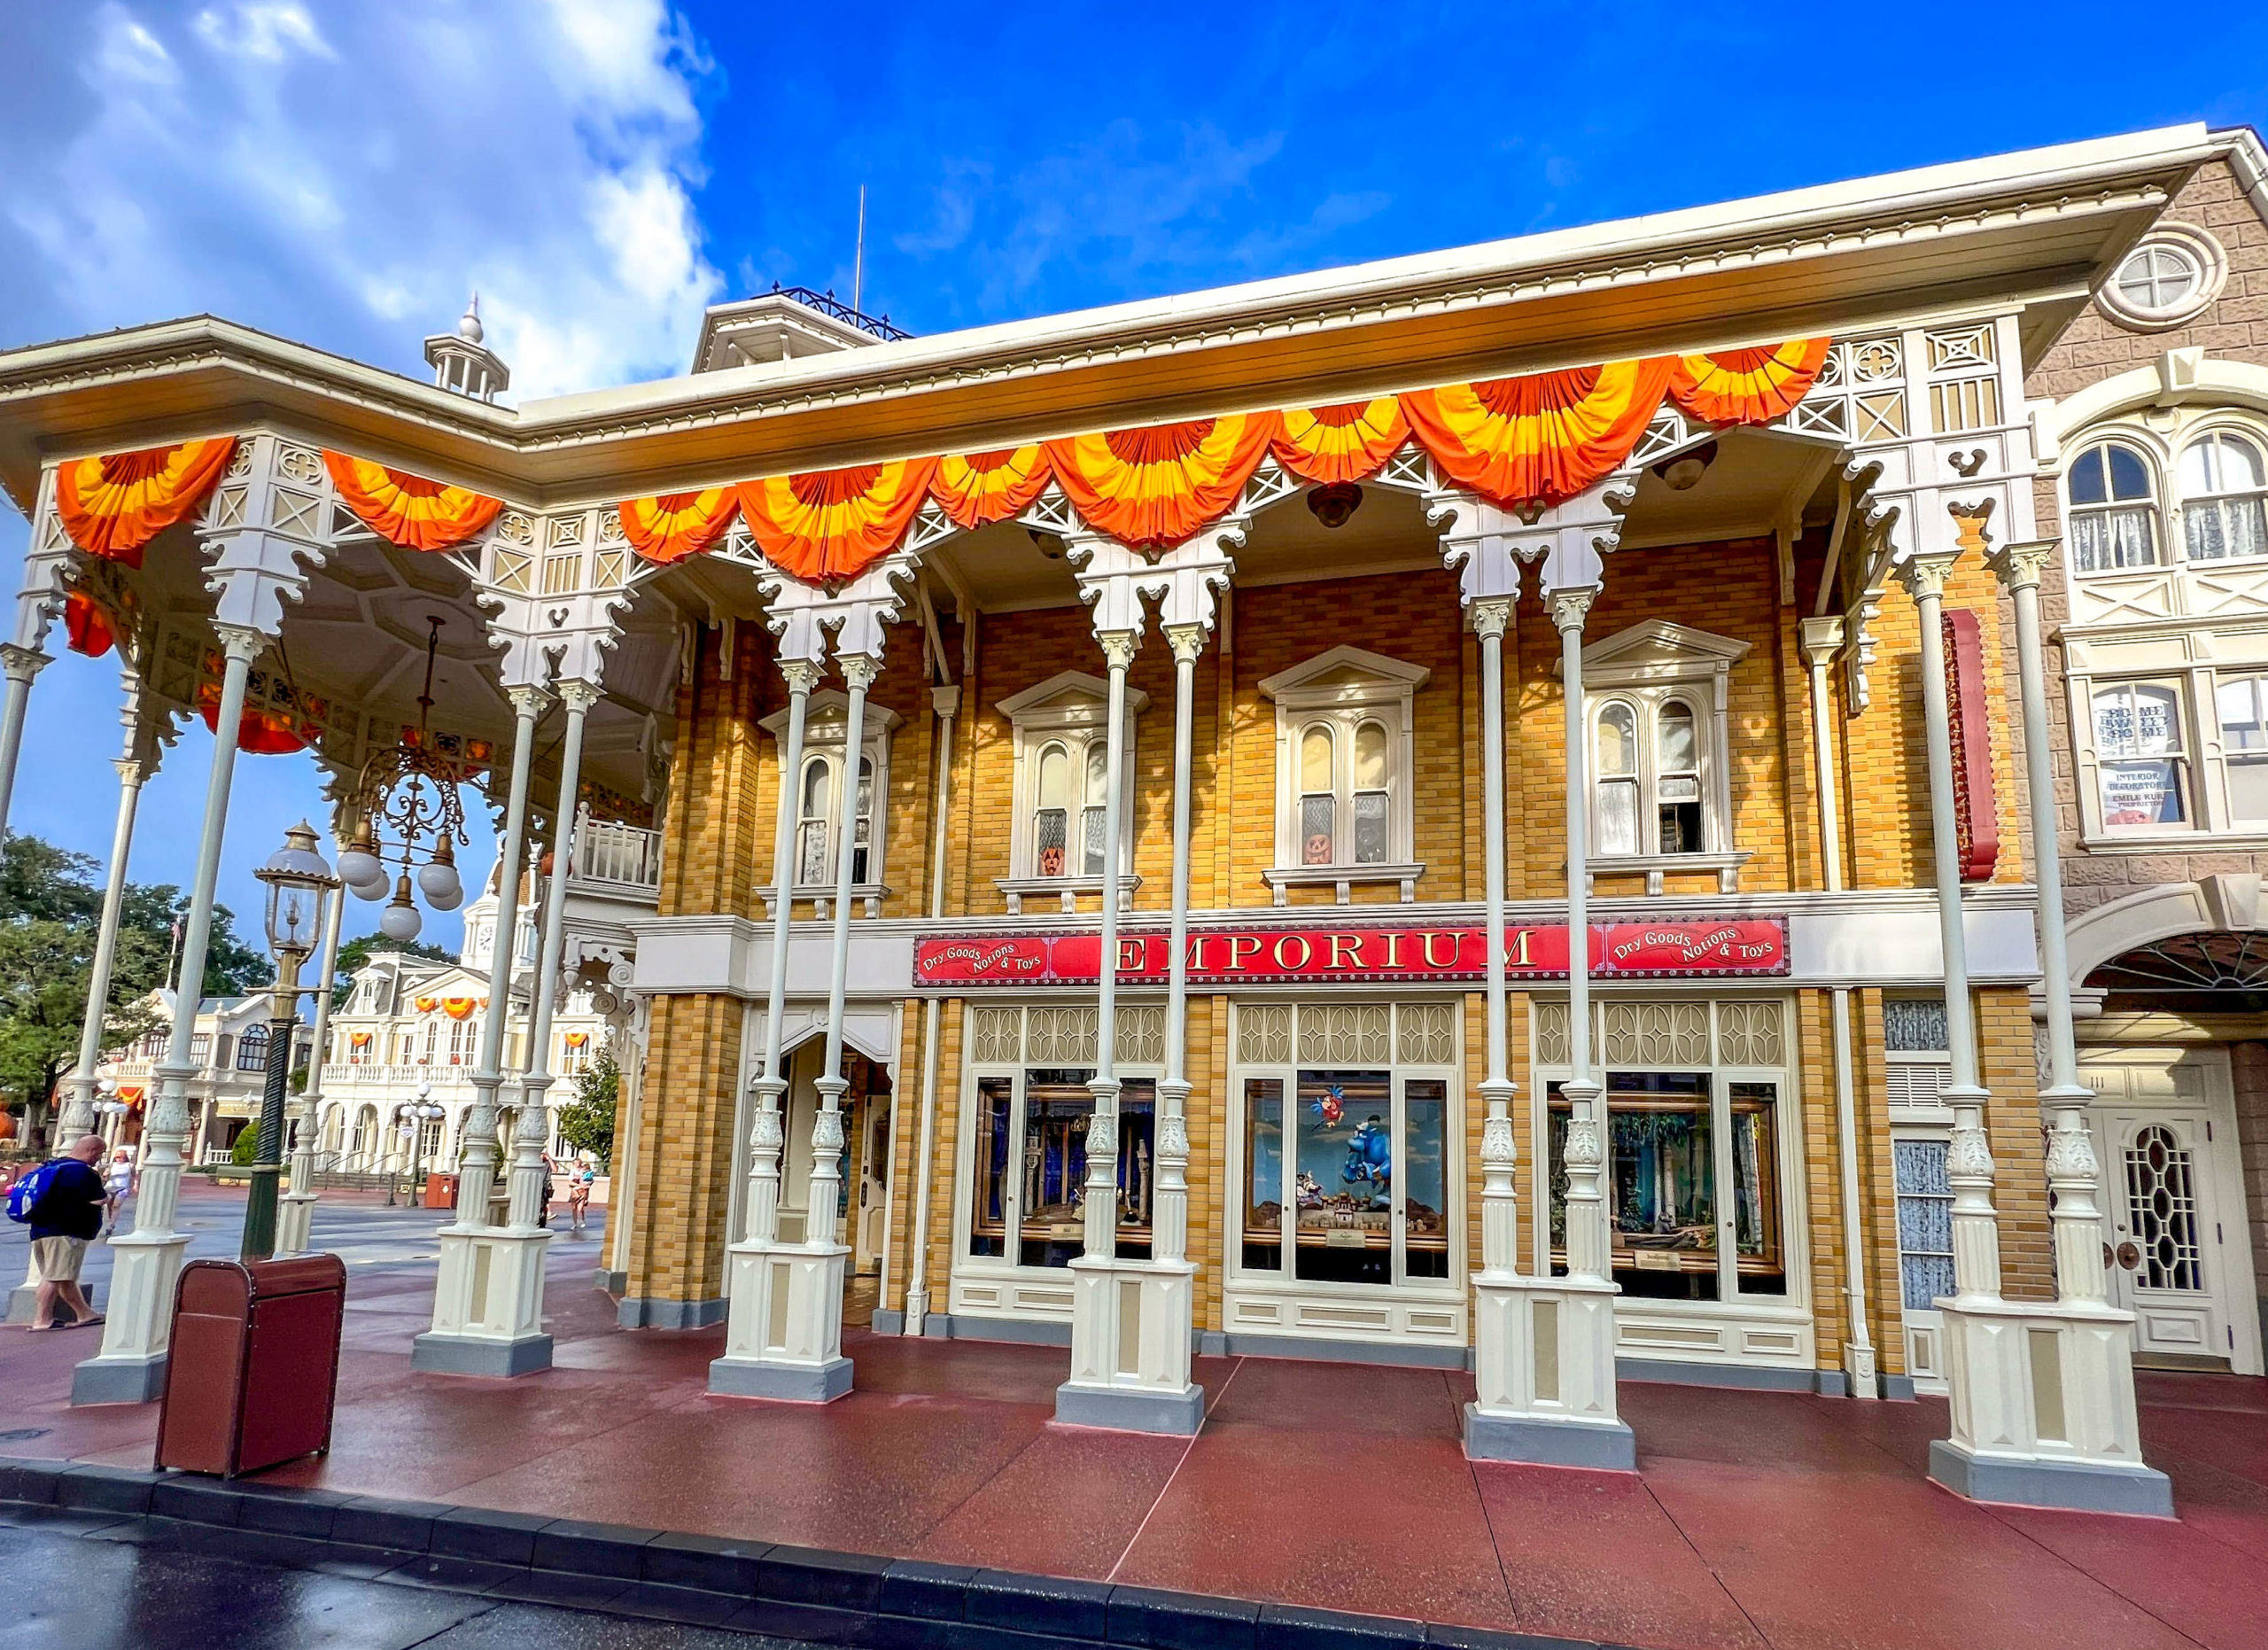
(571, 813, 662, 892)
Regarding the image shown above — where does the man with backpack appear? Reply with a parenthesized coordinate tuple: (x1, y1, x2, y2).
(8, 1135, 108, 1331)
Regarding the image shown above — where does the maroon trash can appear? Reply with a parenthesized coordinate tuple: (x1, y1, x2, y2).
(154, 1256, 346, 1478)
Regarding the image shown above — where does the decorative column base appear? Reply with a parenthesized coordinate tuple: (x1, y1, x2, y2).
(1928, 1296, 2171, 1516)
(1053, 1257, 1203, 1436)
(70, 1230, 190, 1405)
(901, 1287, 930, 1340)
(708, 1236, 852, 1402)
(1463, 1273, 1634, 1470)
(1843, 1339, 1880, 1401)
(409, 1226, 555, 1377)
(276, 1191, 319, 1257)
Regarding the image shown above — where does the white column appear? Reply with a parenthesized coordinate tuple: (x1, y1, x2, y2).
(414, 684, 549, 1376)
(73, 627, 259, 1405)
(1918, 540, 2171, 1514)
(0, 642, 50, 856)
(1801, 616, 1878, 1400)
(1155, 624, 1202, 1277)
(901, 681, 959, 1337)
(276, 868, 346, 1256)
(1083, 629, 1136, 1265)
(712, 658, 830, 1392)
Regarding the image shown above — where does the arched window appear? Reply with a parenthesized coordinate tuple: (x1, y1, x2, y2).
(1081, 741, 1110, 876)
(2179, 432, 2268, 563)
(1593, 695, 1712, 857)
(1299, 724, 1335, 865)
(236, 1023, 270, 1072)
(1351, 720, 1388, 865)
(1034, 741, 1071, 876)
(796, 753, 832, 885)
(2068, 441, 2159, 572)
(763, 692, 897, 894)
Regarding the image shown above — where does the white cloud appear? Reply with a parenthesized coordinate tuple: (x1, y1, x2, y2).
(1, 0, 723, 398)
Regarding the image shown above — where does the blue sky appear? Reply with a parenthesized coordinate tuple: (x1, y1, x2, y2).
(1, 0, 2264, 953)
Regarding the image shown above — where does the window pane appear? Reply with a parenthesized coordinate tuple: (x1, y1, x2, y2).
(1402, 1079, 1449, 1280)
(1884, 997, 1950, 1052)
(968, 1076, 1012, 1257)
(2218, 434, 2267, 491)
(1550, 1072, 1719, 1298)
(1244, 1078, 1284, 1271)
(1293, 1071, 1392, 1285)
(2179, 437, 2215, 495)
(1113, 1081, 1156, 1262)
(2219, 678, 2268, 750)
(1893, 1138, 1956, 1310)
(801, 756, 828, 814)
(1596, 776, 1639, 855)
(1658, 702, 1697, 772)
(2094, 684, 2182, 756)
(1730, 1082, 1784, 1296)
(1596, 703, 1636, 775)
(1351, 791, 1387, 864)
(1082, 803, 1108, 876)
(1085, 741, 1109, 805)
(1035, 808, 1067, 877)
(2072, 506, 2157, 572)
(2100, 760, 2186, 826)
(1353, 721, 1387, 790)
(1659, 799, 1704, 854)
(1019, 1072, 1097, 1269)
(1037, 743, 1070, 809)
(2069, 446, 2107, 507)
(2108, 444, 2154, 502)
(855, 756, 874, 821)
(2228, 758, 2268, 824)
(1300, 725, 1333, 790)
(1301, 793, 1335, 865)
(796, 818, 830, 885)
(2191, 498, 2268, 563)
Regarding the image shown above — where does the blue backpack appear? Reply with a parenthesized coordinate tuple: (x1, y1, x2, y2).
(5, 1161, 60, 1225)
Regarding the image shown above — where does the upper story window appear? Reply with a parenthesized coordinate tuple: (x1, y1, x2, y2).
(762, 690, 898, 897)
(996, 670, 1147, 895)
(1258, 647, 1429, 902)
(1575, 621, 1751, 887)
(2097, 225, 2226, 331)
(2068, 441, 2160, 572)
(2093, 679, 2189, 829)
(236, 1023, 270, 1071)
(2179, 432, 2268, 564)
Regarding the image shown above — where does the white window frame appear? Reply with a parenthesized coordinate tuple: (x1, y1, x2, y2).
(1258, 645, 1429, 906)
(2178, 429, 2268, 567)
(994, 670, 1146, 915)
(759, 689, 898, 917)
(2065, 438, 2163, 574)
(2077, 675, 2196, 840)
(1573, 621, 1751, 894)
(2095, 222, 2227, 331)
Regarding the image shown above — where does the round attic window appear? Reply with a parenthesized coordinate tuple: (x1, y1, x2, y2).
(2099, 224, 2226, 330)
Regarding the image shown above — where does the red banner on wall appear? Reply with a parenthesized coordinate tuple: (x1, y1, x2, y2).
(913, 918, 1788, 988)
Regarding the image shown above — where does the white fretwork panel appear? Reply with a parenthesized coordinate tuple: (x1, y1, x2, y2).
(1116, 1004, 1165, 1066)
(1716, 1000, 1784, 1067)
(969, 1007, 1021, 1066)
(1237, 1005, 1292, 1066)
(1601, 1000, 1710, 1067)
(1026, 1007, 1099, 1066)
(1295, 1003, 1390, 1066)
(1396, 1002, 1457, 1067)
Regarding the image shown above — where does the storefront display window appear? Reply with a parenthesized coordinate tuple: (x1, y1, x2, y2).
(967, 1065, 1155, 1265)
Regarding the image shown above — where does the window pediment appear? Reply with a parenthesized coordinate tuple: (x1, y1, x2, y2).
(759, 689, 904, 742)
(1571, 620, 1751, 691)
(994, 668, 1150, 728)
(1259, 645, 1431, 706)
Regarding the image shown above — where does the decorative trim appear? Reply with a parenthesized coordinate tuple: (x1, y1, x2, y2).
(2095, 222, 2228, 331)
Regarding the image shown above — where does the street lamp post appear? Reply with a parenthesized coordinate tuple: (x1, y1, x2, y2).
(400, 1084, 441, 1210)
(241, 821, 339, 1265)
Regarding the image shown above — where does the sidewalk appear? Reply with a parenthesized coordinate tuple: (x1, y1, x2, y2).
(1, 1197, 2263, 1650)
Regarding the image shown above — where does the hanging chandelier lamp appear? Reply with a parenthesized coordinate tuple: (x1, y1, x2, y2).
(340, 616, 479, 944)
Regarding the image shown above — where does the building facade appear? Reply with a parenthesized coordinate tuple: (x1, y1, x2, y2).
(5, 123, 2253, 1509)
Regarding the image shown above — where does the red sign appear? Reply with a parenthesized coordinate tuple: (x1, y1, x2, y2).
(913, 918, 1787, 988)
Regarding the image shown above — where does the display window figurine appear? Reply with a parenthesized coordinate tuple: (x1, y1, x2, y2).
(1342, 1115, 1391, 1202)
(1309, 1086, 1345, 1127)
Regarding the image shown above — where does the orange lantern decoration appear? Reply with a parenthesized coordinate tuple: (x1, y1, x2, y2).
(440, 996, 478, 1021)
(53, 438, 238, 565)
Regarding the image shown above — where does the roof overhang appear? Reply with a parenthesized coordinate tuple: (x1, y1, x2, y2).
(0, 123, 2225, 519)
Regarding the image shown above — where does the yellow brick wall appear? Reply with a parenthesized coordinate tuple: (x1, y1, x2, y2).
(623, 992, 744, 1306)
(1979, 987, 2054, 1303)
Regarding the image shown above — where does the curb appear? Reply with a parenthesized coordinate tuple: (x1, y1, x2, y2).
(0, 1456, 1620, 1650)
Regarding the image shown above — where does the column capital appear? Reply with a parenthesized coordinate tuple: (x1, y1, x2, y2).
(1895, 546, 1961, 605)
(505, 682, 550, 718)
(838, 652, 881, 693)
(555, 679, 603, 713)
(210, 623, 267, 665)
(1165, 622, 1208, 666)
(1098, 629, 1140, 672)
(779, 657, 824, 694)
(0, 642, 50, 681)
(1798, 614, 1847, 669)
(1468, 595, 1511, 643)
(1548, 584, 1597, 634)
(1985, 539, 2057, 594)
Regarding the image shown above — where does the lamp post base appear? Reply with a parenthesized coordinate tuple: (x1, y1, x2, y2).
(1464, 1272, 1634, 1469)
(708, 1237, 852, 1403)
(276, 1190, 319, 1257)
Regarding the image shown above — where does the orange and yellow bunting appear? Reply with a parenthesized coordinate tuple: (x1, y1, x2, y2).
(413, 996, 439, 1014)
(322, 452, 503, 550)
(53, 438, 237, 565)
(441, 996, 478, 1020)
(929, 445, 1053, 531)
(618, 487, 740, 564)
(196, 681, 307, 756)
(1044, 413, 1278, 550)
(63, 591, 117, 659)
(735, 458, 939, 586)
(1401, 360, 1675, 509)
(1273, 400, 1410, 486)
(1667, 339, 1832, 425)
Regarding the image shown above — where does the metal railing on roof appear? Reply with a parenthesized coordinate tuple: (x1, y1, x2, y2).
(772, 284, 911, 342)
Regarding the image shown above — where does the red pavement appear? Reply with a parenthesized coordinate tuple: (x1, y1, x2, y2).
(4, 1193, 2265, 1649)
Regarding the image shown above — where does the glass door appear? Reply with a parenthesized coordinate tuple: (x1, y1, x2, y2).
(1239, 1068, 1449, 1288)
(967, 1068, 1155, 1267)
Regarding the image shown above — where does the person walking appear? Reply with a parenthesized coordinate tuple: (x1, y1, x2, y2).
(567, 1158, 594, 1237)
(21, 1135, 108, 1331)
(99, 1147, 135, 1238)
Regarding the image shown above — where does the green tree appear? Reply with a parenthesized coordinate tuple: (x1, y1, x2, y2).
(555, 1044, 618, 1170)
(229, 1121, 261, 1165)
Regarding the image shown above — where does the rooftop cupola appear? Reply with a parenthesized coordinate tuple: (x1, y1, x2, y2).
(423, 292, 510, 401)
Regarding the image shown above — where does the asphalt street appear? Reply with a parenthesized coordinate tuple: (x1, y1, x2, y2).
(0, 1517, 809, 1649)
